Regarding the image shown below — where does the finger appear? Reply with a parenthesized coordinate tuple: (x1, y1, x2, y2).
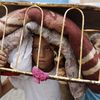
(0, 50, 7, 57)
(4, 49, 9, 54)
(0, 64, 5, 67)
(0, 60, 7, 65)
(0, 55, 7, 61)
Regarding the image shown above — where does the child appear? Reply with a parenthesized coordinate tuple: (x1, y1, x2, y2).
(0, 35, 74, 100)
(82, 33, 100, 100)
(90, 33, 100, 53)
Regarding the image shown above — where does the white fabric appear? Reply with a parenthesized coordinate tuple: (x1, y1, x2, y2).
(9, 68, 62, 100)
(8, 35, 33, 72)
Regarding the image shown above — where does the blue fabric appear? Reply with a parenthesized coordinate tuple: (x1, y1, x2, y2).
(2, 0, 69, 4)
(26, 0, 69, 4)
(82, 88, 100, 100)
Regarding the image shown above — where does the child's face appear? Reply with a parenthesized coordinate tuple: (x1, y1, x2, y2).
(94, 38, 100, 53)
(32, 36, 54, 71)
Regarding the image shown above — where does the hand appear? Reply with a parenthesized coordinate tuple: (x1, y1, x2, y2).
(0, 50, 7, 67)
(58, 67, 66, 77)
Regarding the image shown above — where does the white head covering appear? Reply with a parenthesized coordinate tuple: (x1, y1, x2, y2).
(8, 35, 33, 72)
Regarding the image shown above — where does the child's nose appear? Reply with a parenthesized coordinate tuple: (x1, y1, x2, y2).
(39, 49, 45, 58)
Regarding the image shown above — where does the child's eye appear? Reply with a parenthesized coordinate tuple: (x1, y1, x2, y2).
(45, 47, 51, 51)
